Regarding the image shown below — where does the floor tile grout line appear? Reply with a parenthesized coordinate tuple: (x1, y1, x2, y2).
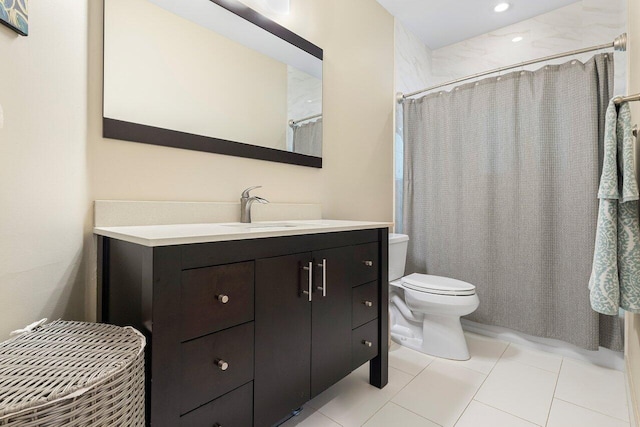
(543, 357, 563, 426)
(453, 341, 556, 427)
(495, 357, 564, 376)
(369, 362, 443, 426)
(483, 340, 511, 375)
(315, 364, 430, 427)
(552, 396, 631, 423)
(389, 353, 436, 377)
(497, 349, 563, 374)
(450, 360, 495, 426)
(388, 356, 472, 427)
(313, 408, 344, 426)
(449, 340, 510, 427)
(300, 406, 344, 426)
(407, 338, 511, 426)
(467, 400, 544, 426)
(386, 401, 445, 427)
(471, 345, 559, 427)
(359, 400, 390, 426)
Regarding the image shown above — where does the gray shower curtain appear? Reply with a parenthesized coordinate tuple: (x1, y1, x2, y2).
(402, 54, 622, 350)
(293, 118, 323, 157)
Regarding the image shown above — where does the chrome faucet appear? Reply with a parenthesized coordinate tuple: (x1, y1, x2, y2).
(240, 186, 269, 223)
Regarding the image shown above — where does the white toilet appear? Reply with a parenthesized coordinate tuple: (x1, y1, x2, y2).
(389, 233, 480, 360)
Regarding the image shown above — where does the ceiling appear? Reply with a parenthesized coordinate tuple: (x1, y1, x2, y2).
(376, 0, 580, 49)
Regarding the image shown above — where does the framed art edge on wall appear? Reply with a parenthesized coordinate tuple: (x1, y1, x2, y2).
(0, 0, 28, 36)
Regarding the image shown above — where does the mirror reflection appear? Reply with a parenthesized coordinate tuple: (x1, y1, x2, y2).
(103, 0, 323, 160)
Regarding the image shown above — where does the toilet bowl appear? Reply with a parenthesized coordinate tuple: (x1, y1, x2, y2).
(388, 234, 479, 360)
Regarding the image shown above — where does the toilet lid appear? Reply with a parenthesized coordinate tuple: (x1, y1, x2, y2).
(401, 273, 476, 296)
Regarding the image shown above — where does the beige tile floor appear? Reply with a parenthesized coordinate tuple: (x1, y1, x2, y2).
(281, 332, 631, 427)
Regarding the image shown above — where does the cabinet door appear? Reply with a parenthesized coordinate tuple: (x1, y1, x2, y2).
(255, 253, 312, 427)
(310, 246, 355, 397)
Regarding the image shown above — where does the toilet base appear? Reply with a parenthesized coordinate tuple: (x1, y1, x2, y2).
(390, 313, 471, 361)
(389, 285, 476, 361)
(421, 313, 470, 360)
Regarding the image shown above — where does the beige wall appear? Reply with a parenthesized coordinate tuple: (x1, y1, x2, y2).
(627, 0, 640, 421)
(0, 0, 394, 338)
(85, 0, 395, 319)
(104, 0, 288, 150)
(0, 2, 88, 338)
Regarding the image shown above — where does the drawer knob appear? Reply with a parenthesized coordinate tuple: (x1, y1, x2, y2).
(213, 424, 222, 427)
(363, 300, 373, 307)
(215, 359, 229, 371)
(363, 260, 373, 267)
(217, 294, 229, 304)
(362, 340, 373, 347)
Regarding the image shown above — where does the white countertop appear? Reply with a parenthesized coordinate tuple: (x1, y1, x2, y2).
(93, 219, 392, 247)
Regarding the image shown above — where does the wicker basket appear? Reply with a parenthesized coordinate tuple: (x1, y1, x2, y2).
(0, 320, 146, 426)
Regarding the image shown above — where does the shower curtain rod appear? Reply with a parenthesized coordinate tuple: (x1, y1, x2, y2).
(397, 33, 628, 103)
(614, 93, 640, 104)
(288, 113, 322, 127)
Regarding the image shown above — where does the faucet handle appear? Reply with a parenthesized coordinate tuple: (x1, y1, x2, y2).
(241, 186, 262, 198)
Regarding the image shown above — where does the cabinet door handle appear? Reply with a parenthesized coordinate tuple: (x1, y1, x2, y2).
(216, 294, 229, 304)
(363, 260, 373, 267)
(215, 359, 229, 371)
(362, 340, 373, 347)
(363, 300, 373, 307)
(302, 262, 312, 302)
(316, 258, 327, 297)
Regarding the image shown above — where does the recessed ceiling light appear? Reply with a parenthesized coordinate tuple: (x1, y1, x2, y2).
(494, 3, 510, 12)
(512, 36, 523, 42)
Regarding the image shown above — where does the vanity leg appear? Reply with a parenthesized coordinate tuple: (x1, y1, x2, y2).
(370, 230, 389, 388)
(96, 236, 109, 323)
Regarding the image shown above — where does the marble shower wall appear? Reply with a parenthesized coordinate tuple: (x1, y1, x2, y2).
(395, 20, 433, 96)
(394, 20, 434, 231)
(287, 66, 322, 151)
(431, 0, 626, 94)
(427, 0, 626, 95)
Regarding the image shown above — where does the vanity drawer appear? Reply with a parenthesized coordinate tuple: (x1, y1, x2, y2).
(180, 261, 254, 341)
(351, 319, 379, 369)
(352, 281, 379, 328)
(180, 382, 253, 427)
(351, 242, 379, 286)
(180, 322, 254, 414)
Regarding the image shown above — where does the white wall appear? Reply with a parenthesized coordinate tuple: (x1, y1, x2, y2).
(0, 2, 88, 338)
(85, 0, 395, 320)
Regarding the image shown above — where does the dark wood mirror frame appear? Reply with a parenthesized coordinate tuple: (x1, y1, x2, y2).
(102, 0, 323, 168)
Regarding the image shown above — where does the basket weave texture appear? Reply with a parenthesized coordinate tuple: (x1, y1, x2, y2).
(0, 321, 146, 426)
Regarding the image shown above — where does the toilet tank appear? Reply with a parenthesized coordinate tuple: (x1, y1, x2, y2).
(389, 233, 409, 281)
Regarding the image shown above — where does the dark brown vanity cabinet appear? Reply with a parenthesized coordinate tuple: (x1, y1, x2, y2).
(98, 229, 388, 427)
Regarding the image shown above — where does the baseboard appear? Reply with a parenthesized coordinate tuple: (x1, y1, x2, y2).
(627, 357, 640, 427)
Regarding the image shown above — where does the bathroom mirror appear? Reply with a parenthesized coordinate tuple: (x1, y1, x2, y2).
(103, 0, 323, 168)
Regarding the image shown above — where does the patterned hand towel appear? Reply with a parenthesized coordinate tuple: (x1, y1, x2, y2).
(589, 100, 640, 315)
